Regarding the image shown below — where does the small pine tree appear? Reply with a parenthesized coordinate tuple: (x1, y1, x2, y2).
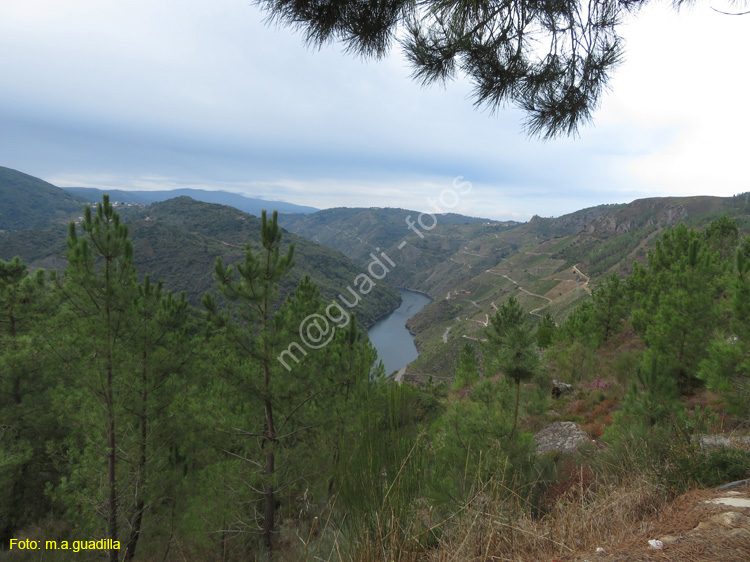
(535, 312, 557, 349)
(452, 342, 479, 390)
(698, 242, 750, 418)
(483, 297, 542, 442)
(591, 272, 628, 345)
(605, 354, 685, 441)
(630, 222, 724, 390)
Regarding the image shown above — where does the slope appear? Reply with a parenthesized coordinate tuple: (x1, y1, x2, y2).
(0, 166, 89, 231)
(280, 195, 750, 381)
(64, 187, 319, 215)
(0, 197, 399, 326)
(405, 194, 750, 380)
(280, 207, 519, 291)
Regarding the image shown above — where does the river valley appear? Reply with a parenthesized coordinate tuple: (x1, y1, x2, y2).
(367, 289, 432, 376)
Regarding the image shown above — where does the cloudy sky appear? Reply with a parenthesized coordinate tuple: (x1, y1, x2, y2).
(1, 0, 747, 221)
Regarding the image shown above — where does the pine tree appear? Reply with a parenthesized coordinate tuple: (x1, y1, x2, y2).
(606, 354, 685, 437)
(257, 0, 631, 138)
(630, 222, 725, 390)
(452, 342, 479, 390)
(122, 275, 190, 561)
(698, 241, 750, 418)
(591, 272, 628, 345)
(557, 300, 597, 347)
(203, 209, 294, 552)
(58, 196, 192, 560)
(63, 196, 136, 560)
(703, 214, 739, 262)
(535, 312, 557, 349)
(483, 297, 542, 442)
(0, 258, 57, 546)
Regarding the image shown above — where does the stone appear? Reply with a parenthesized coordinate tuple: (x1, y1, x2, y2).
(534, 421, 592, 455)
(731, 528, 750, 539)
(704, 498, 750, 509)
(551, 379, 575, 398)
(692, 434, 750, 451)
(659, 535, 681, 545)
(707, 511, 748, 526)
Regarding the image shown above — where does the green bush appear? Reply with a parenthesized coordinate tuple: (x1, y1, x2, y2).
(661, 443, 750, 494)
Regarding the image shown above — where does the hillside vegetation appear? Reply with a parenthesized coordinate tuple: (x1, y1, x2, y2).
(65, 186, 319, 215)
(2, 168, 750, 562)
(0, 167, 88, 231)
(0, 194, 399, 326)
(281, 195, 750, 380)
(2, 195, 750, 562)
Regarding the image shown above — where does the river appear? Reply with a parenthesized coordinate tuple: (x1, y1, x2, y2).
(367, 289, 432, 375)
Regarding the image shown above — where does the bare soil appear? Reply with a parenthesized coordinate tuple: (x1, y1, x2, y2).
(553, 484, 750, 562)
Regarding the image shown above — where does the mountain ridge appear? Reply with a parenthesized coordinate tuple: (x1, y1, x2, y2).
(0, 169, 399, 326)
(0, 166, 90, 231)
(64, 186, 319, 216)
(277, 194, 750, 380)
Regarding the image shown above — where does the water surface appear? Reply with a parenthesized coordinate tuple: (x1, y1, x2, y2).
(367, 289, 432, 375)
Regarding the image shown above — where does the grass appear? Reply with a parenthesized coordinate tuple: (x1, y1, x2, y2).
(330, 465, 666, 562)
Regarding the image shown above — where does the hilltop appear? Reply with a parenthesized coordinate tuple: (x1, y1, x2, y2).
(280, 195, 750, 380)
(3, 167, 750, 561)
(64, 186, 319, 216)
(0, 166, 89, 231)
(0, 169, 399, 325)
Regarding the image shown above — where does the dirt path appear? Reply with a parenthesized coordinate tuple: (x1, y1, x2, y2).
(572, 264, 590, 283)
(442, 327, 451, 343)
(501, 274, 552, 303)
(518, 285, 552, 301)
(555, 484, 750, 562)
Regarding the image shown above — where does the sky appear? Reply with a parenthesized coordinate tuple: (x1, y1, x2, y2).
(1, 0, 748, 221)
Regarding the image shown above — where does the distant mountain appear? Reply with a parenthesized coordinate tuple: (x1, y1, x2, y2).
(0, 166, 89, 231)
(276, 195, 750, 380)
(0, 196, 399, 326)
(279, 207, 513, 289)
(64, 187, 318, 216)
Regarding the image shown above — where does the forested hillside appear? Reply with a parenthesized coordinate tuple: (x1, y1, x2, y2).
(0, 167, 89, 231)
(287, 195, 750, 380)
(2, 196, 750, 561)
(0, 195, 399, 326)
(3, 173, 750, 561)
(65, 186, 319, 215)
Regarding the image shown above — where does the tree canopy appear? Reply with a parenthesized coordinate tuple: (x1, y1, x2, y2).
(257, 0, 657, 138)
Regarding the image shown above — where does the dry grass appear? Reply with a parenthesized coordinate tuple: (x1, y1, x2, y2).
(338, 467, 666, 562)
(425, 474, 664, 562)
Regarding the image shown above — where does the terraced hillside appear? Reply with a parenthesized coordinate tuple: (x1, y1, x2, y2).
(282, 196, 750, 381)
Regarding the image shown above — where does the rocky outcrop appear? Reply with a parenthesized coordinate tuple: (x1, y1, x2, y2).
(691, 434, 750, 451)
(551, 379, 575, 398)
(534, 421, 592, 455)
(585, 199, 690, 236)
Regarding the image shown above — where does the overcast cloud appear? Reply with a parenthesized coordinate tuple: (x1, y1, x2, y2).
(1, 0, 747, 220)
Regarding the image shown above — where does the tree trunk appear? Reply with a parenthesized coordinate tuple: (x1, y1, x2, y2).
(106, 255, 118, 562)
(107, 392, 118, 562)
(124, 354, 148, 562)
(263, 360, 276, 552)
(509, 378, 521, 443)
(124, 500, 143, 562)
